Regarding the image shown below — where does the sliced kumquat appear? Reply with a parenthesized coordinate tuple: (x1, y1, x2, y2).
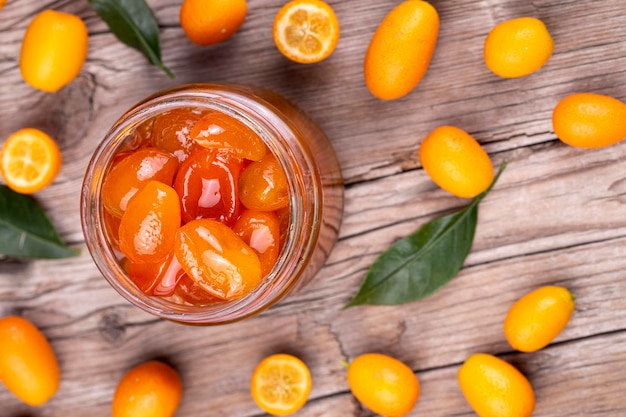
(0, 128, 62, 194)
(251, 353, 312, 416)
(273, 0, 340, 64)
(191, 111, 267, 161)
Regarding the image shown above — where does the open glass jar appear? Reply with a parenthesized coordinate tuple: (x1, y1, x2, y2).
(81, 84, 343, 325)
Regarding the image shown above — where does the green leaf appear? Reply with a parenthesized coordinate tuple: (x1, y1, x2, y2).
(345, 162, 507, 307)
(0, 185, 79, 259)
(87, 0, 174, 78)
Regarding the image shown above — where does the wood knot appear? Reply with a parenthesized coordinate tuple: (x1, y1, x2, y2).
(99, 312, 126, 344)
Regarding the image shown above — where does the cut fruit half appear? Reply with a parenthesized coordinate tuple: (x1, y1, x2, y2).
(0, 128, 62, 194)
(251, 353, 312, 415)
(273, 0, 340, 64)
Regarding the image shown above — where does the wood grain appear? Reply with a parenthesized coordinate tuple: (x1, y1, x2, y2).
(2, 0, 626, 415)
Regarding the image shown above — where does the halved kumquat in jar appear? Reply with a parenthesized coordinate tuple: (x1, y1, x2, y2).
(273, 0, 340, 64)
(175, 218, 263, 300)
(0, 128, 62, 194)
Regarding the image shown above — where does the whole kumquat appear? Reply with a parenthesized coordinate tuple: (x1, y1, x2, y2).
(251, 353, 312, 416)
(419, 126, 493, 198)
(552, 92, 626, 148)
(458, 353, 535, 417)
(364, 0, 439, 100)
(484, 17, 553, 78)
(273, 0, 340, 64)
(112, 360, 182, 417)
(20, 9, 88, 92)
(0, 316, 60, 406)
(180, 0, 247, 46)
(504, 285, 575, 352)
(347, 353, 420, 417)
(0, 128, 62, 194)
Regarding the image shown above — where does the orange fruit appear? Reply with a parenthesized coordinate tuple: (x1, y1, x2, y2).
(504, 285, 575, 352)
(552, 92, 626, 148)
(458, 353, 535, 417)
(364, 0, 439, 100)
(484, 17, 553, 78)
(180, 0, 247, 46)
(419, 126, 493, 198)
(0, 315, 60, 406)
(112, 360, 182, 417)
(347, 353, 420, 417)
(250, 353, 312, 416)
(0, 0, 6, 12)
(0, 128, 62, 194)
(20, 10, 88, 92)
(273, 0, 340, 64)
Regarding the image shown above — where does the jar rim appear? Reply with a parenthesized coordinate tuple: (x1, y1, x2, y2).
(81, 84, 324, 324)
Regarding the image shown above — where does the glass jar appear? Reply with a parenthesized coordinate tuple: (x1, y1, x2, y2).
(81, 84, 344, 325)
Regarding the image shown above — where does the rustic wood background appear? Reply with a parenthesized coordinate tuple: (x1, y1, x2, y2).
(2, 0, 626, 415)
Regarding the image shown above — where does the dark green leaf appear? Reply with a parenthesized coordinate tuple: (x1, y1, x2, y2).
(87, 0, 174, 78)
(345, 162, 507, 307)
(0, 185, 79, 259)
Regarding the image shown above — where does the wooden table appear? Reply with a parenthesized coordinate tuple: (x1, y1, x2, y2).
(2, 0, 626, 415)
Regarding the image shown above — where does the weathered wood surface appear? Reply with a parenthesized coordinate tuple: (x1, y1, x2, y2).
(2, 0, 626, 415)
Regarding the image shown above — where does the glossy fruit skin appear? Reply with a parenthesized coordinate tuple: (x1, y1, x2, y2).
(233, 209, 281, 276)
(504, 285, 575, 352)
(126, 251, 186, 297)
(112, 360, 182, 417)
(175, 218, 262, 300)
(174, 275, 224, 305)
(174, 148, 243, 225)
(180, 0, 247, 46)
(119, 181, 181, 264)
(20, 10, 88, 92)
(0, 128, 62, 194)
(458, 353, 535, 417)
(239, 153, 289, 211)
(151, 108, 203, 162)
(552, 93, 626, 148)
(191, 111, 267, 161)
(272, 0, 340, 64)
(250, 353, 312, 416)
(364, 0, 439, 100)
(484, 17, 553, 78)
(0, 316, 60, 406)
(102, 148, 179, 218)
(347, 353, 420, 417)
(419, 125, 493, 198)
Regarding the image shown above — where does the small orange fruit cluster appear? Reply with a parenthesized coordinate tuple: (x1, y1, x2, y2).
(250, 352, 419, 417)
(458, 285, 575, 417)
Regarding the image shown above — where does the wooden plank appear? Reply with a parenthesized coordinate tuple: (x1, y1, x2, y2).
(2, 0, 626, 415)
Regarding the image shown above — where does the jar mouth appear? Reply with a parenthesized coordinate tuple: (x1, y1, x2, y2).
(81, 84, 323, 324)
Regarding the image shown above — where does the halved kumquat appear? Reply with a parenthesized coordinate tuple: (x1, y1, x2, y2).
(251, 353, 312, 416)
(0, 128, 62, 194)
(273, 0, 340, 64)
